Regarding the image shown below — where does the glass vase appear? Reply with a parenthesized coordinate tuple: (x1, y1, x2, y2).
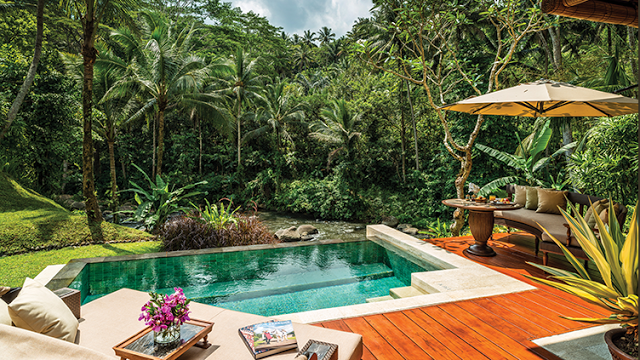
(153, 323, 181, 345)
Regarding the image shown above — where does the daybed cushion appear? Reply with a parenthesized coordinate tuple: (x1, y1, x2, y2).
(0, 324, 113, 360)
(513, 185, 527, 206)
(8, 278, 78, 342)
(536, 188, 567, 215)
(525, 186, 539, 210)
(79, 288, 363, 360)
(494, 208, 573, 244)
(0, 298, 11, 326)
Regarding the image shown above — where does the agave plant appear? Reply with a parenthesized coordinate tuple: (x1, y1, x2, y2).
(524, 200, 638, 346)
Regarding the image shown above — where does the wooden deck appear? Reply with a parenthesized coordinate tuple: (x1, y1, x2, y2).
(315, 233, 608, 360)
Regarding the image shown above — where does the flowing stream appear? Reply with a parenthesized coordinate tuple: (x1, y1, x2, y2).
(256, 211, 367, 241)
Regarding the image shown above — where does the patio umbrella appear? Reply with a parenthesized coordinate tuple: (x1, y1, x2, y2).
(440, 79, 638, 117)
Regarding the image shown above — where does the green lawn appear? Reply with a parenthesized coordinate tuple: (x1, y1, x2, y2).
(0, 173, 153, 255)
(0, 241, 163, 287)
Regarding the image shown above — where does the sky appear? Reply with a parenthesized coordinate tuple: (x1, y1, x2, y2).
(228, 0, 374, 38)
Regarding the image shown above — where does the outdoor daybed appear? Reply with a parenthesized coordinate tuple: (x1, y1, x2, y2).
(494, 185, 627, 265)
(2, 288, 363, 360)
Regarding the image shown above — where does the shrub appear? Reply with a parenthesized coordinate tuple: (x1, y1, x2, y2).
(160, 214, 277, 251)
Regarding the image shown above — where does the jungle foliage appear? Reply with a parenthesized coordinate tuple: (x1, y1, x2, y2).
(0, 0, 637, 234)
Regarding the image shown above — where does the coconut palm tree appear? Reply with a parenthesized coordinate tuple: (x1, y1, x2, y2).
(246, 79, 305, 151)
(105, 12, 226, 177)
(214, 48, 264, 171)
(318, 26, 335, 46)
(59, 0, 141, 240)
(302, 30, 317, 47)
(310, 99, 362, 163)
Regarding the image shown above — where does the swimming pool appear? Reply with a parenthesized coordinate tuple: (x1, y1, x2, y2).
(68, 240, 440, 316)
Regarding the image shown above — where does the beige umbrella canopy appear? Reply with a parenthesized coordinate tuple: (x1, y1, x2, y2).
(440, 79, 638, 117)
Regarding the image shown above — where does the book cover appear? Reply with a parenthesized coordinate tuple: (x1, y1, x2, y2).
(239, 320, 297, 359)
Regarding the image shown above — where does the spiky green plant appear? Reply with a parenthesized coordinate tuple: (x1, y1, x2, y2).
(189, 199, 240, 230)
(524, 200, 638, 344)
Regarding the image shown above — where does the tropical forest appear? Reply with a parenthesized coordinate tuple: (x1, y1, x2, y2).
(0, 0, 637, 272)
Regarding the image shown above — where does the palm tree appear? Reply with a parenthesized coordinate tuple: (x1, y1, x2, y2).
(0, 0, 44, 143)
(310, 99, 362, 163)
(247, 79, 305, 151)
(106, 13, 225, 177)
(302, 30, 317, 47)
(293, 46, 315, 72)
(215, 48, 264, 171)
(318, 26, 335, 46)
(60, 0, 141, 240)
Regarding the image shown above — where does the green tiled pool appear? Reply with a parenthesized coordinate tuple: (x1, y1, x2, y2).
(69, 240, 439, 316)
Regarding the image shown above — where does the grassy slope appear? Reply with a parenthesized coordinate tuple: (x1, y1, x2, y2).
(0, 173, 153, 255)
(0, 241, 163, 287)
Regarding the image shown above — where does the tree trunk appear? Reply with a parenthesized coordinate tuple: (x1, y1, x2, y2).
(61, 160, 68, 194)
(0, 0, 45, 143)
(537, 32, 552, 74)
(450, 151, 473, 236)
(405, 80, 419, 171)
(107, 140, 119, 224)
(547, 25, 562, 70)
(562, 120, 573, 163)
(156, 109, 165, 177)
(627, 28, 638, 76)
(151, 116, 156, 178)
(237, 96, 242, 171)
(81, 17, 104, 241)
(197, 116, 202, 176)
(399, 78, 406, 182)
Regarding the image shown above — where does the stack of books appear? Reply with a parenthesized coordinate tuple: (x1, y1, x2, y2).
(239, 320, 297, 359)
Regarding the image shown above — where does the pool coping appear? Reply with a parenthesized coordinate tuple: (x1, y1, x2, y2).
(48, 226, 536, 324)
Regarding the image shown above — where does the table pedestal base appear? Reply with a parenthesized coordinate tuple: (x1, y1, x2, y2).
(465, 209, 496, 257)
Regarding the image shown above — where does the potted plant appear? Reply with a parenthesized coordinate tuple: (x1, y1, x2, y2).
(524, 200, 637, 359)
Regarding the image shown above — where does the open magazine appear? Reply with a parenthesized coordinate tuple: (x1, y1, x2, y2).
(239, 320, 297, 359)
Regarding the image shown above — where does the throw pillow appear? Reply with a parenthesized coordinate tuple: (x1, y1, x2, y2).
(585, 199, 610, 229)
(536, 188, 567, 214)
(525, 186, 540, 210)
(513, 185, 527, 206)
(0, 300, 11, 326)
(8, 278, 78, 342)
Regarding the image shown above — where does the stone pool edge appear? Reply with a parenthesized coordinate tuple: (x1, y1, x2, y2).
(274, 225, 535, 324)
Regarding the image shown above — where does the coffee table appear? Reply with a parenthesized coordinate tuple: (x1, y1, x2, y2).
(113, 319, 213, 360)
(442, 199, 522, 257)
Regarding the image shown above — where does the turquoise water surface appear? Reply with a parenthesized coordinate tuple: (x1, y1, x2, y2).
(70, 240, 438, 316)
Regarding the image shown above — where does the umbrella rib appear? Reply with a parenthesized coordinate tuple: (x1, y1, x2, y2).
(584, 102, 612, 117)
(471, 103, 493, 114)
(516, 102, 540, 114)
(543, 101, 571, 113)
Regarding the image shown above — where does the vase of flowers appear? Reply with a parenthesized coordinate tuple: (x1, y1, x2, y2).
(139, 287, 191, 345)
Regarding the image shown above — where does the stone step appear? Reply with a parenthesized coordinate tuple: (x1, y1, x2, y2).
(365, 295, 394, 303)
(389, 286, 427, 299)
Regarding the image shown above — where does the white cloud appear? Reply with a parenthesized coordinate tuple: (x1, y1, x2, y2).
(228, 0, 373, 38)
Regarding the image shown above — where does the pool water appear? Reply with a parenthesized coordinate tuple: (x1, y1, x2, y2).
(69, 241, 439, 316)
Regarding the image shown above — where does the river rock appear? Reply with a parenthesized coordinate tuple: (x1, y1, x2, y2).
(276, 226, 301, 242)
(402, 227, 419, 235)
(381, 216, 399, 228)
(297, 224, 318, 236)
(70, 201, 85, 210)
(300, 235, 315, 241)
(397, 223, 411, 230)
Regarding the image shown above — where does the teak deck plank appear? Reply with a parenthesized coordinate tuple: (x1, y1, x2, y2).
(363, 314, 434, 360)
(383, 311, 461, 360)
(314, 233, 604, 360)
(404, 308, 491, 360)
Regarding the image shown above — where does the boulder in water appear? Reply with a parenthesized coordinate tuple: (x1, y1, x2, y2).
(297, 224, 318, 236)
(381, 216, 399, 228)
(276, 226, 301, 242)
